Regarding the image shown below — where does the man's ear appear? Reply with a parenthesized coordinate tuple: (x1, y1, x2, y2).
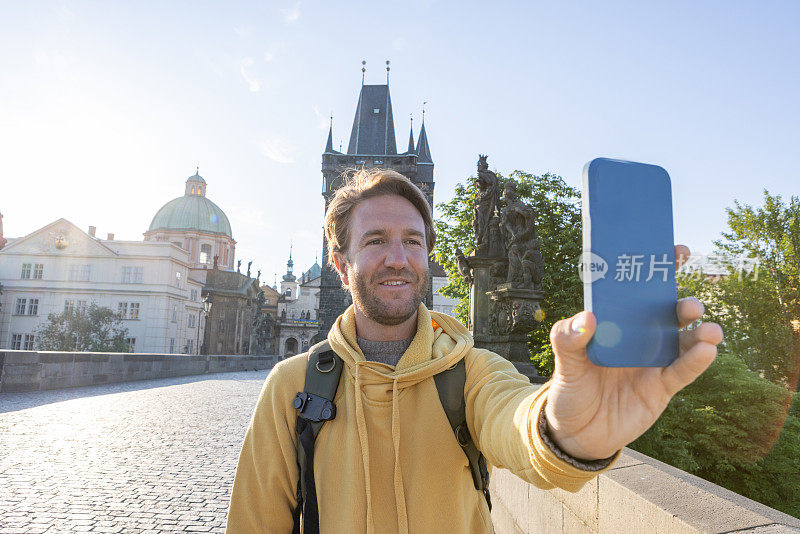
(332, 252, 350, 287)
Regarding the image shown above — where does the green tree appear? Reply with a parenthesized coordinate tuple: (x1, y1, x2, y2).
(434, 169, 582, 375)
(712, 191, 800, 387)
(35, 304, 130, 352)
(630, 352, 800, 517)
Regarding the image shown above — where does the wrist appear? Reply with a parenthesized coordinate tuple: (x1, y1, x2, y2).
(543, 402, 615, 462)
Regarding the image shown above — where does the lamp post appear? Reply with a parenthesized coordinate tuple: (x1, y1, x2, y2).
(200, 295, 212, 371)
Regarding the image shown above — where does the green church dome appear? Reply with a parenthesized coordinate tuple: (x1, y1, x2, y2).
(147, 172, 233, 238)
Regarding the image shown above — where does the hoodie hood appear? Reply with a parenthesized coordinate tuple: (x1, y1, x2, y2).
(328, 303, 474, 379)
(326, 303, 474, 534)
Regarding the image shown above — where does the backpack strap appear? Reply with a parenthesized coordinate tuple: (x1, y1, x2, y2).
(433, 358, 492, 511)
(291, 341, 342, 534)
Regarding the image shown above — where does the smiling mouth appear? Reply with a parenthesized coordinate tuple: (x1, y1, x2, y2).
(379, 280, 408, 286)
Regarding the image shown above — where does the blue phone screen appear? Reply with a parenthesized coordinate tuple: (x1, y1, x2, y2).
(582, 158, 679, 367)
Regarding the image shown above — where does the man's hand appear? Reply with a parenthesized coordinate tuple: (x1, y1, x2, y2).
(544, 245, 724, 461)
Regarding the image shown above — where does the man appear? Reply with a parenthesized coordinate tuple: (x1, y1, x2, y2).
(226, 169, 723, 533)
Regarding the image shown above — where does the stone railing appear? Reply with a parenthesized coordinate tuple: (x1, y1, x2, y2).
(0, 350, 276, 393)
(490, 447, 800, 533)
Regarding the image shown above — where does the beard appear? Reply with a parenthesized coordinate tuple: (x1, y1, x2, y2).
(349, 266, 429, 326)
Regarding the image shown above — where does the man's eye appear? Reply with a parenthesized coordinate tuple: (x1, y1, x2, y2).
(406, 239, 422, 246)
(367, 239, 383, 245)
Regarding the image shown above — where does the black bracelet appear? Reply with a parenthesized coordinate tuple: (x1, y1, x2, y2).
(538, 400, 617, 472)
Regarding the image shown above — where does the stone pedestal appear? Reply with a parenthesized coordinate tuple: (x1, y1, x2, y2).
(471, 278, 546, 383)
(467, 256, 498, 338)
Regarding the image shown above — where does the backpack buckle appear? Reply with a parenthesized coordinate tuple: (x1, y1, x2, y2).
(293, 392, 337, 423)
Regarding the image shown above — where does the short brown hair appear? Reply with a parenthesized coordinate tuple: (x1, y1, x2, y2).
(324, 168, 436, 267)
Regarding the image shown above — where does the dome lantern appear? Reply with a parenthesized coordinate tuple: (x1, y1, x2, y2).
(185, 167, 207, 197)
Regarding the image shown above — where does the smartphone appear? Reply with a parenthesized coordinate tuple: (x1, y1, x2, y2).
(581, 157, 679, 367)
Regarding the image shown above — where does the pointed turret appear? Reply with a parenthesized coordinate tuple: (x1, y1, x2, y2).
(416, 121, 432, 163)
(324, 119, 334, 153)
(416, 115, 434, 182)
(407, 116, 415, 154)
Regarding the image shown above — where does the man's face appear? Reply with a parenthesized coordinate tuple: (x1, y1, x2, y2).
(334, 194, 430, 327)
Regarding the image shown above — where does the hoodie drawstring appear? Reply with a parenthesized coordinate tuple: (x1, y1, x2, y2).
(354, 368, 376, 533)
(392, 379, 409, 534)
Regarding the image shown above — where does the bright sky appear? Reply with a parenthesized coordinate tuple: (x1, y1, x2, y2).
(1, 1, 798, 282)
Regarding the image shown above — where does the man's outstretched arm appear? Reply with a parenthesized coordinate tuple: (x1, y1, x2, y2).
(545, 245, 724, 461)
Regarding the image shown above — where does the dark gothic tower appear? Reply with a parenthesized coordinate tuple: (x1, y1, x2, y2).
(316, 69, 435, 341)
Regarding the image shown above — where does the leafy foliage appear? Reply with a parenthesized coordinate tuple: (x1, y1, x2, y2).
(630, 352, 800, 517)
(712, 191, 800, 387)
(35, 304, 130, 352)
(433, 170, 582, 375)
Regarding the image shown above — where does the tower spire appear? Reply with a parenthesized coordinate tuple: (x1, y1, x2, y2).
(386, 60, 390, 84)
(407, 114, 415, 153)
(325, 115, 334, 153)
(361, 60, 366, 86)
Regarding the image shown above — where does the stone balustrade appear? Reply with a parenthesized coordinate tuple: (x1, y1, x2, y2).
(0, 350, 275, 393)
(490, 448, 800, 533)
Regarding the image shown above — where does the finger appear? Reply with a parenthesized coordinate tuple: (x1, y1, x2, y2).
(677, 297, 704, 329)
(550, 311, 597, 367)
(679, 322, 724, 353)
(675, 244, 691, 270)
(661, 341, 718, 397)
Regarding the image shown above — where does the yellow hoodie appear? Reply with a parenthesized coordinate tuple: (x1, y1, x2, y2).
(226, 305, 617, 533)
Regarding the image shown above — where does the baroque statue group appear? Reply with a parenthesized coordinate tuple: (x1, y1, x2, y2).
(454, 155, 546, 378)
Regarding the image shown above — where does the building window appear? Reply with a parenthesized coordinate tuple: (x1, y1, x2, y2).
(171, 305, 177, 322)
(33, 264, 43, 279)
(28, 299, 39, 315)
(169, 338, 175, 353)
(188, 314, 196, 328)
(190, 289, 198, 301)
(200, 244, 212, 264)
(70, 265, 91, 281)
(175, 271, 182, 287)
(21, 263, 31, 279)
(122, 267, 143, 283)
(23, 334, 35, 350)
(218, 319, 225, 333)
(118, 302, 139, 320)
(64, 299, 75, 314)
(11, 334, 22, 350)
(126, 337, 136, 353)
(15, 298, 27, 315)
(265, 298, 270, 304)
(77, 300, 87, 315)
(186, 339, 194, 354)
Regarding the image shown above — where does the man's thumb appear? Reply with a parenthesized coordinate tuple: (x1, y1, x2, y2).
(550, 311, 596, 362)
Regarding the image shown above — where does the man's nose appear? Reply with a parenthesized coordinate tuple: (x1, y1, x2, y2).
(383, 240, 410, 269)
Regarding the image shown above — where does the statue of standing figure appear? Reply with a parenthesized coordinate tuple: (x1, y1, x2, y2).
(473, 155, 500, 256)
(500, 181, 544, 290)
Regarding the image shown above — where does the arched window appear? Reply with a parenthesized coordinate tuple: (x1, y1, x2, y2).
(285, 337, 298, 355)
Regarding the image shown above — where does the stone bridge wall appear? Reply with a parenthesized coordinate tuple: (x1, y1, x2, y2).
(490, 447, 800, 533)
(0, 350, 276, 393)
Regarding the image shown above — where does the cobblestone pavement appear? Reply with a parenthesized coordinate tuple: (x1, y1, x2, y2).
(0, 370, 271, 533)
